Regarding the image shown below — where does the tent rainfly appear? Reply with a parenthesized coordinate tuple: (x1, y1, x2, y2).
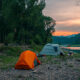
(15, 50, 41, 70)
(40, 43, 63, 56)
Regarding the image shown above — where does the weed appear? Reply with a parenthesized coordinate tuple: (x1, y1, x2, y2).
(0, 55, 18, 69)
(26, 76, 37, 80)
(78, 78, 80, 80)
(17, 75, 25, 78)
(67, 64, 74, 67)
(0, 46, 23, 56)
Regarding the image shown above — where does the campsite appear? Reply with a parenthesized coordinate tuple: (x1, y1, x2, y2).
(0, 45, 80, 80)
(0, 0, 80, 80)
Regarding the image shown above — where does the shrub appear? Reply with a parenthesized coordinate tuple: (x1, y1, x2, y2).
(0, 46, 23, 56)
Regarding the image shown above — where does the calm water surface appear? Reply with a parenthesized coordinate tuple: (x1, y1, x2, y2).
(67, 47, 80, 50)
(62, 47, 80, 50)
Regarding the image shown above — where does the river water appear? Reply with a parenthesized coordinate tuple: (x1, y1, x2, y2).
(66, 47, 80, 50)
(61, 47, 80, 50)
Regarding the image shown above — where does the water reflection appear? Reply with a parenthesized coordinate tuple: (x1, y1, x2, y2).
(63, 47, 80, 50)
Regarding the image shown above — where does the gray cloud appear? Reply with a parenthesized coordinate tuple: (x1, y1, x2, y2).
(56, 25, 80, 32)
(43, 0, 80, 33)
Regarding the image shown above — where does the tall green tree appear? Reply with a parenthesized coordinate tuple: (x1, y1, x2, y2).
(1, 0, 56, 45)
(75, 33, 80, 44)
(43, 16, 56, 43)
(0, 0, 5, 43)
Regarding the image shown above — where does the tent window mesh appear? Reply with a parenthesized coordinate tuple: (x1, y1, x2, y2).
(54, 47, 58, 52)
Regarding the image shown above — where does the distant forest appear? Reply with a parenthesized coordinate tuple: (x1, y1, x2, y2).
(0, 0, 56, 45)
(52, 33, 80, 45)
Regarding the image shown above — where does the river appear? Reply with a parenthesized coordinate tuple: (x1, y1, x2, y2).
(66, 47, 80, 50)
(61, 47, 80, 50)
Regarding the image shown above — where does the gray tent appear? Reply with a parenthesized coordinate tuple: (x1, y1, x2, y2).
(40, 43, 63, 55)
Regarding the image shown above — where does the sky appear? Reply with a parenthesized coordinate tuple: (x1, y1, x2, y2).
(43, 0, 80, 36)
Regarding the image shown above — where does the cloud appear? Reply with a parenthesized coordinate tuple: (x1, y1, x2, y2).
(52, 31, 79, 36)
(43, 0, 80, 35)
(55, 25, 80, 32)
(57, 19, 80, 26)
(43, 0, 80, 21)
(55, 19, 80, 32)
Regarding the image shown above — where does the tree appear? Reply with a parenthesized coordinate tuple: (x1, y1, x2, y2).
(75, 33, 80, 44)
(43, 16, 56, 43)
(0, 0, 5, 43)
(1, 0, 56, 45)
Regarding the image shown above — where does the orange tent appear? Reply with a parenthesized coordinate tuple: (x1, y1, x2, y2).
(15, 50, 41, 69)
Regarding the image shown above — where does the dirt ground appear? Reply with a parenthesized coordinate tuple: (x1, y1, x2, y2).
(0, 57, 80, 80)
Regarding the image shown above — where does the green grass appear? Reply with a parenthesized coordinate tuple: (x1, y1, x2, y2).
(0, 53, 80, 69)
(0, 45, 80, 69)
(39, 51, 80, 64)
(31, 44, 44, 53)
(0, 46, 24, 56)
(74, 53, 80, 58)
(0, 55, 18, 69)
(26, 76, 38, 80)
(78, 78, 80, 80)
(39, 55, 63, 64)
(71, 44, 80, 47)
(67, 64, 74, 67)
(39, 56, 56, 63)
(0, 45, 43, 69)
(0, 46, 23, 69)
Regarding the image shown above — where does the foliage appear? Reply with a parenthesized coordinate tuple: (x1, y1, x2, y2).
(75, 33, 80, 44)
(0, 46, 23, 56)
(0, 0, 56, 45)
(52, 33, 80, 45)
(0, 55, 18, 69)
(5, 33, 14, 43)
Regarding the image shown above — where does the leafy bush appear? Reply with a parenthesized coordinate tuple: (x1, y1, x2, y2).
(30, 43, 44, 53)
(0, 46, 23, 56)
(5, 33, 14, 43)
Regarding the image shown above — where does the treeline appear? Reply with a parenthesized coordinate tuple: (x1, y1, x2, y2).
(52, 33, 80, 45)
(0, 0, 56, 45)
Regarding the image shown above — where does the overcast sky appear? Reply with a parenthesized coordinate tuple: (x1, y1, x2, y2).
(43, 0, 80, 36)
